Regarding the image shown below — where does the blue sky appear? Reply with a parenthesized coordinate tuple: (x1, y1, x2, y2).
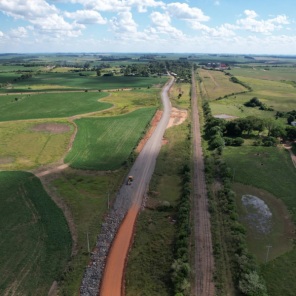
(0, 0, 295, 54)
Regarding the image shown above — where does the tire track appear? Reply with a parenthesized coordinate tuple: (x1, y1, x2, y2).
(191, 70, 215, 296)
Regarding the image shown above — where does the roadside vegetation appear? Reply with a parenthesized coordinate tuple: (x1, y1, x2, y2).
(126, 82, 191, 296)
(0, 171, 71, 295)
(197, 65, 296, 296)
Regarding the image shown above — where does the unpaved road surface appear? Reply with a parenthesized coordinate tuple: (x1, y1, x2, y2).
(99, 77, 174, 296)
(191, 71, 215, 296)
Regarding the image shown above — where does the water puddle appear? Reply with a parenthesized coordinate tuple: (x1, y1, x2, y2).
(241, 194, 273, 234)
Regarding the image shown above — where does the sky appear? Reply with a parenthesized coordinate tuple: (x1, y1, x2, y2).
(0, 0, 295, 54)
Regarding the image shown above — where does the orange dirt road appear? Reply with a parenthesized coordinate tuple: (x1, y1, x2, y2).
(99, 205, 139, 296)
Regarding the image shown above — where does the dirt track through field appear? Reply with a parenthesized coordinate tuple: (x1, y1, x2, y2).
(99, 77, 174, 296)
(191, 70, 215, 296)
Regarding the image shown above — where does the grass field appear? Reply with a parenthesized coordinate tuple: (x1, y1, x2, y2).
(0, 72, 168, 92)
(223, 146, 296, 219)
(52, 169, 124, 294)
(198, 69, 247, 101)
(97, 88, 161, 116)
(65, 108, 156, 170)
(227, 66, 296, 81)
(0, 92, 111, 121)
(0, 120, 74, 170)
(169, 82, 191, 109)
(232, 183, 293, 262)
(209, 74, 296, 117)
(223, 145, 296, 296)
(0, 171, 71, 295)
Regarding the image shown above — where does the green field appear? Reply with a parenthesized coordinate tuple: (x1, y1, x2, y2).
(0, 92, 110, 121)
(232, 183, 293, 262)
(198, 69, 247, 101)
(209, 74, 296, 117)
(98, 88, 161, 116)
(52, 169, 124, 294)
(224, 146, 296, 217)
(0, 72, 168, 92)
(65, 108, 156, 170)
(223, 145, 296, 295)
(227, 66, 296, 82)
(0, 120, 74, 170)
(0, 171, 71, 295)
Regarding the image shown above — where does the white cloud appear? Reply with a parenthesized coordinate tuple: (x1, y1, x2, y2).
(0, 0, 84, 38)
(69, 0, 129, 12)
(64, 10, 107, 24)
(0, 0, 58, 19)
(237, 10, 289, 34)
(0, 31, 4, 37)
(9, 27, 28, 39)
(166, 2, 210, 22)
(127, 0, 165, 12)
(110, 11, 138, 34)
(150, 11, 185, 39)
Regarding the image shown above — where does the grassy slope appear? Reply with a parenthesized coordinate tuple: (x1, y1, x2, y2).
(65, 108, 156, 170)
(223, 145, 296, 295)
(53, 170, 125, 294)
(0, 92, 111, 121)
(0, 171, 71, 295)
(0, 120, 74, 170)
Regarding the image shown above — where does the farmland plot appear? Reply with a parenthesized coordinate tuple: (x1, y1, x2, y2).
(0, 120, 73, 170)
(0, 171, 71, 295)
(0, 92, 110, 121)
(65, 107, 156, 170)
(198, 69, 247, 100)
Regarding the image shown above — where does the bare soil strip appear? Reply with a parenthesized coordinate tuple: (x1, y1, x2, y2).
(283, 142, 296, 168)
(191, 70, 215, 296)
(99, 205, 138, 296)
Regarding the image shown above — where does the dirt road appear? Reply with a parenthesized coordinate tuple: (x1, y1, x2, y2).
(99, 77, 174, 296)
(191, 70, 215, 296)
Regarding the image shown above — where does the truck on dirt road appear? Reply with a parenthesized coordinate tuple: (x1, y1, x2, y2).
(126, 176, 133, 185)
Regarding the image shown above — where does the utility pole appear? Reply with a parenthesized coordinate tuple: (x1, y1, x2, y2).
(265, 245, 272, 263)
(87, 231, 90, 255)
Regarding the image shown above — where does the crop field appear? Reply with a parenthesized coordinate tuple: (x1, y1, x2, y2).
(0, 71, 168, 92)
(0, 171, 71, 295)
(227, 66, 296, 81)
(65, 107, 156, 170)
(198, 69, 247, 100)
(0, 92, 110, 121)
(0, 120, 73, 170)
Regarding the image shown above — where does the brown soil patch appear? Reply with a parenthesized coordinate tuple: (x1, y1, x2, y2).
(100, 205, 139, 296)
(214, 114, 238, 120)
(135, 110, 163, 153)
(0, 156, 14, 164)
(31, 123, 70, 134)
(166, 107, 188, 129)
